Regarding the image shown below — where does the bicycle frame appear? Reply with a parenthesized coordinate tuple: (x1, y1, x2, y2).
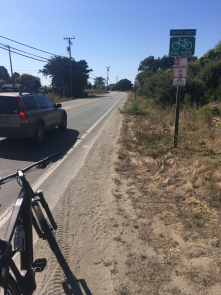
(3, 175, 36, 294)
(1, 151, 93, 295)
(3, 172, 52, 294)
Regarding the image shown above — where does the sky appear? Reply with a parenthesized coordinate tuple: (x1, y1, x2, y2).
(0, 0, 221, 86)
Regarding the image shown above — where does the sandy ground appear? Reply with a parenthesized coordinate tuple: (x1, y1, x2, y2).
(34, 98, 131, 294)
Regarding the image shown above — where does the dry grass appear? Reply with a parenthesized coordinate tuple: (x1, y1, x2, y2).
(115, 92, 221, 293)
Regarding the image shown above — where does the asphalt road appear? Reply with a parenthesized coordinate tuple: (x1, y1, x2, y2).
(0, 91, 126, 238)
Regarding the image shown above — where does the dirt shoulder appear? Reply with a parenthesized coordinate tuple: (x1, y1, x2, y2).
(34, 92, 221, 295)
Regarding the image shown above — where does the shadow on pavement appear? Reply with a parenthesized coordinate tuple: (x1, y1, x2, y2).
(0, 128, 79, 162)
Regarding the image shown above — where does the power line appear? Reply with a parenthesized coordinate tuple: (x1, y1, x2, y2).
(0, 35, 57, 56)
(0, 37, 96, 71)
(0, 43, 49, 61)
(9, 46, 49, 61)
(0, 46, 72, 67)
(89, 72, 98, 78)
(0, 46, 46, 62)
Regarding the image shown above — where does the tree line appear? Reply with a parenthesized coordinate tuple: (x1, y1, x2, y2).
(1, 57, 134, 96)
(136, 41, 221, 106)
(85, 77, 133, 92)
(0, 56, 92, 98)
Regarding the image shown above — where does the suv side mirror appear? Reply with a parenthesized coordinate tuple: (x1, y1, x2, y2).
(56, 103, 62, 108)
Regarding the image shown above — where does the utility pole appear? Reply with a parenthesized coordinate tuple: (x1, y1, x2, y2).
(7, 46, 13, 80)
(116, 76, 118, 84)
(64, 37, 75, 98)
(106, 67, 110, 91)
(1, 44, 13, 83)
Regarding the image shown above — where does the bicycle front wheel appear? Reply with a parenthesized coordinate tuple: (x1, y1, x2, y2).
(0, 274, 21, 295)
(32, 202, 67, 269)
(185, 41, 192, 50)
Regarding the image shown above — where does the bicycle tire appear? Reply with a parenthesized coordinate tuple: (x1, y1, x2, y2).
(185, 41, 192, 50)
(172, 42, 180, 50)
(0, 274, 21, 295)
(32, 203, 67, 269)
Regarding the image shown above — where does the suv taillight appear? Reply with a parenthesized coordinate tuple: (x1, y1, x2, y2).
(17, 96, 28, 122)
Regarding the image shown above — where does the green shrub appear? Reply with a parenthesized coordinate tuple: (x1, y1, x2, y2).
(121, 103, 147, 115)
(197, 105, 213, 124)
(0, 79, 5, 87)
(169, 119, 175, 127)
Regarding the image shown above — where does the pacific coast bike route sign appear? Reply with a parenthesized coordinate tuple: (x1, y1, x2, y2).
(170, 29, 196, 148)
(169, 36, 195, 57)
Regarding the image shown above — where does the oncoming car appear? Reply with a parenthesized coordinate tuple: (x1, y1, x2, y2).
(0, 90, 67, 144)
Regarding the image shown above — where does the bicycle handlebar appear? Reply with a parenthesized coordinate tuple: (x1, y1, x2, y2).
(0, 151, 62, 185)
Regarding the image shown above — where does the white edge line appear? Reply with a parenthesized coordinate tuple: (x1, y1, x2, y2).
(0, 93, 126, 228)
(86, 94, 125, 134)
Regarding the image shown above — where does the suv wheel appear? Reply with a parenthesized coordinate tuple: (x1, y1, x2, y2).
(34, 122, 45, 144)
(58, 115, 67, 131)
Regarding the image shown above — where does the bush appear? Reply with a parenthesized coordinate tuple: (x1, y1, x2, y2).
(197, 105, 213, 124)
(198, 59, 221, 91)
(0, 79, 5, 87)
(121, 103, 147, 115)
(111, 84, 118, 91)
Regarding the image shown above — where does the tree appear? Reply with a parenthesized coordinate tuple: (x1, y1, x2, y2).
(94, 77, 106, 85)
(85, 81, 92, 89)
(0, 66, 9, 82)
(116, 79, 133, 91)
(96, 84, 105, 91)
(0, 79, 5, 87)
(11, 72, 20, 82)
(15, 74, 41, 90)
(198, 40, 221, 67)
(138, 55, 197, 73)
(138, 56, 160, 73)
(39, 56, 92, 97)
(136, 70, 153, 87)
(159, 55, 175, 71)
(110, 84, 118, 91)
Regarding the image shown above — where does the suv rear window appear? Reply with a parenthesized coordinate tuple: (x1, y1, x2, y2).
(22, 96, 39, 110)
(0, 96, 19, 114)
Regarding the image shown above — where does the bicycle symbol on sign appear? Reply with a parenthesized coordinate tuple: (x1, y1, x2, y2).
(172, 38, 192, 50)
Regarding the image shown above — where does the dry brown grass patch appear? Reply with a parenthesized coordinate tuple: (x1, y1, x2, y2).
(114, 93, 221, 292)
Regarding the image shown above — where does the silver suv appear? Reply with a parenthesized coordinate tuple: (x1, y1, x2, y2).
(0, 92, 67, 144)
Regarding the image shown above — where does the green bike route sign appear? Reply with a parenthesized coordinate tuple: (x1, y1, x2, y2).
(169, 36, 195, 57)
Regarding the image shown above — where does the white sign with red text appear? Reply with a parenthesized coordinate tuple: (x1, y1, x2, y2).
(174, 58, 188, 78)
